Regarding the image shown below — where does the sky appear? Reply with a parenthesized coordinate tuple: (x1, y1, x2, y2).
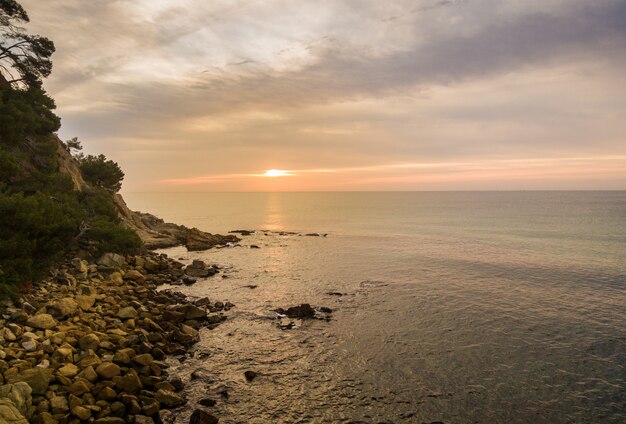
(21, 0, 626, 191)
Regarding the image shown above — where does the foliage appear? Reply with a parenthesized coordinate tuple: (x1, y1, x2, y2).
(0, 0, 55, 88)
(79, 154, 125, 193)
(0, 1, 142, 297)
(0, 83, 60, 146)
(86, 218, 141, 256)
(65, 136, 82, 154)
(0, 191, 81, 285)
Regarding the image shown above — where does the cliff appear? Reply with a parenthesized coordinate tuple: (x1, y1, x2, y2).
(111, 194, 239, 250)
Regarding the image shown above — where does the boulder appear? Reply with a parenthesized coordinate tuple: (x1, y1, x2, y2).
(96, 362, 121, 379)
(155, 389, 187, 408)
(117, 306, 138, 319)
(97, 253, 126, 268)
(113, 373, 143, 393)
(109, 271, 124, 285)
(189, 409, 219, 424)
(46, 297, 79, 318)
(0, 398, 28, 424)
(7, 368, 53, 395)
(71, 405, 91, 420)
(185, 228, 238, 251)
(0, 383, 32, 418)
(275, 304, 315, 319)
(124, 269, 144, 280)
(50, 395, 68, 414)
(79, 334, 100, 351)
(57, 363, 79, 378)
(25, 314, 57, 330)
(75, 295, 96, 310)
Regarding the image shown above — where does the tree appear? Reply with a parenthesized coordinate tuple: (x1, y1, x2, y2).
(65, 136, 82, 154)
(0, 0, 55, 88)
(79, 154, 125, 192)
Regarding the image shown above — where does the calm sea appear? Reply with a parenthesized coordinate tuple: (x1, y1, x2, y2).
(124, 192, 626, 423)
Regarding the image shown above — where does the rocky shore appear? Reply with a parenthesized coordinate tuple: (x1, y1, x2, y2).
(0, 252, 229, 424)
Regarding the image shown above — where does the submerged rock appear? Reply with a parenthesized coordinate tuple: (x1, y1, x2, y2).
(244, 371, 257, 382)
(190, 409, 219, 424)
(275, 304, 316, 319)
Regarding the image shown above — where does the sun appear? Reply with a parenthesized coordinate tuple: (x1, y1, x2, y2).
(264, 169, 290, 177)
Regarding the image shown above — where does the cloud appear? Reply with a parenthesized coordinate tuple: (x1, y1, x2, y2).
(18, 0, 626, 190)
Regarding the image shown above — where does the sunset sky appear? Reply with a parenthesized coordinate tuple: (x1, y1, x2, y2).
(22, 0, 626, 191)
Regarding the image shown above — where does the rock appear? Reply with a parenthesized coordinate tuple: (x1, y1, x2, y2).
(72, 257, 88, 273)
(113, 373, 143, 393)
(169, 376, 184, 392)
(117, 306, 138, 319)
(79, 333, 100, 351)
(97, 253, 126, 268)
(31, 412, 56, 424)
(112, 350, 132, 365)
(77, 366, 98, 383)
(124, 270, 144, 281)
(71, 405, 91, 420)
(180, 324, 199, 338)
(109, 271, 124, 285)
(94, 418, 125, 424)
(275, 303, 315, 319)
(318, 306, 333, 313)
(25, 314, 57, 330)
(97, 386, 117, 401)
(0, 383, 32, 418)
(143, 257, 160, 272)
(182, 277, 197, 285)
(189, 409, 219, 424)
(75, 294, 96, 310)
(46, 297, 79, 318)
(68, 379, 91, 396)
(229, 229, 254, 235)
(21, 339, 37, 352)
(79, 350, 102, 368)
(155, 389, 187, 408)
(198, 398, 216, 407)
(58, 363, 79, 378)
(132, 353, 154, 366)
(3, 327, 16, 341)
(0, 398, 28, 424)
(185, 228, 238, 251)
(96, 362, 121, 379)
(181, 304, 207, 321)
(50, 395, 69, 414)
(244, 371, 257, 382)
(7, 368, 53, 395)
(184, 266, 214, 278)
(134, 416, 155, 424)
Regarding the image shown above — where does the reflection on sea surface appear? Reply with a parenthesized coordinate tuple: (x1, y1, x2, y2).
(125, 192, 626, 423)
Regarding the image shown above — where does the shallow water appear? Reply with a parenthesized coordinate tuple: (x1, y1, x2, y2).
(124, 192, 626, 423)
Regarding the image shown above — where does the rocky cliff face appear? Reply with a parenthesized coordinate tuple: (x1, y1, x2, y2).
(112, 194, 239, 250)
(54, 135, 87, 191)
(51, 136, 239, 250)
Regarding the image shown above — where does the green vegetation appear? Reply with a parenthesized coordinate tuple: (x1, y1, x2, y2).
(0, 0, 141, 297)
(79, 154, 125, 193)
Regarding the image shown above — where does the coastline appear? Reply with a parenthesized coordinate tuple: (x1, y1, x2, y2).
(0, 251, 229, 424)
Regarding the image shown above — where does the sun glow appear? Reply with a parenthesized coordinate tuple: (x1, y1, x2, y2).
(264, 169, 290, 177)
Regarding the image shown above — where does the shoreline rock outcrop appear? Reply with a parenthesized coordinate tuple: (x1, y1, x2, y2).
(112, 195, 239, 250)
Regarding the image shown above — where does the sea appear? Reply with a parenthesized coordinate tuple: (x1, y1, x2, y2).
(123, 191, 626, 423)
